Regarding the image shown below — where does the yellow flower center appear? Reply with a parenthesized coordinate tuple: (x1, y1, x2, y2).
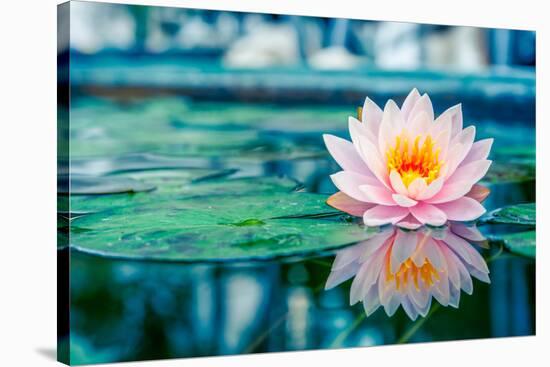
(386, 258, 441, 291)
(386, 133, 442, 187)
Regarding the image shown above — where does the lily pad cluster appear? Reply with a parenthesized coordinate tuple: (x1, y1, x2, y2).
(69, 97, 351, 162)
(68, 169, 377, 262)
(62, 97, 537, 262)
(481, 203, 536, 258)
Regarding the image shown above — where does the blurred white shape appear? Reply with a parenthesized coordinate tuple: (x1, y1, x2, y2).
(223, 24, 300, 68)
(190, 266, 216, 351)
(356, 327, 385, 346)
(177, 16, 217, 48)
(216, 12, 240, 46)
(426, 27, 487, 71)
(308, 46, 362, 70)
(145, 22, 172, 53)
(285, 287, 313, 350)
(113, 263, 142, 283)
(70, 2, 136, 54)
(147, 12, 239, 53)
(374, 22, 421, 69)
(145, 27, 171, 54)
(242, 14, 269, 34)
(222, 273, 263, 352)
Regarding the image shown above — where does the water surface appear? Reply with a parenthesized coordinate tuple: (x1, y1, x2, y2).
(61, 94, 535, 365)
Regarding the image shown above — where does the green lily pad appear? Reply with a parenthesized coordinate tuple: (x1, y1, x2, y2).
(500, 230, 536, 258)
(59, 175, 156, 195)
(154, 99, 349, 133)
(174, 175, 302, 196)
(70, 153, 209, 176)
(482, 203, 536, 226)
(112, 168, 238, 194)
(70, 190, 372, 262)
(70, 175, 301, 214)
(68, 97, 331, 162)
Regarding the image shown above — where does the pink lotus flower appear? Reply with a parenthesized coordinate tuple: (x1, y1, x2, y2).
(325, 223, 490, 320)
(324, 89, 493, 229)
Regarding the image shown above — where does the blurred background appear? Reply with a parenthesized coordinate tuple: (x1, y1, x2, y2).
(59, 1, 536, 120)
(64, 2, 535, 70)
(58, 2, 536, 365)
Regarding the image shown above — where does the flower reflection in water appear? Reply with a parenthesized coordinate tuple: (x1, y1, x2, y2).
(325, 223, 490, 320)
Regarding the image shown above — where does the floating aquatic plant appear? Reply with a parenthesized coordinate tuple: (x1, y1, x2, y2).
(324, 88, 493, 229)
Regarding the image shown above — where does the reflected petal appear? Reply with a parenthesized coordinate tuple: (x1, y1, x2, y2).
(325, 222, 490, 321)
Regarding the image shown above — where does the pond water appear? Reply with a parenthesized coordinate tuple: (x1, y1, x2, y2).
(59, 94, 535, 365)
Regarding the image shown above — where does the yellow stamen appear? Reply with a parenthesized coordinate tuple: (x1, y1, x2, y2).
(386, 256, 440, 292)
(386, 132, 443, 187)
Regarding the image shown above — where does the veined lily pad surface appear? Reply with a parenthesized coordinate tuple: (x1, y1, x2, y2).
(479, 203, 536, 258)
(481, 203, 536, 226)
(70, 174, 299, 213)
(70, 176, 376, 261)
